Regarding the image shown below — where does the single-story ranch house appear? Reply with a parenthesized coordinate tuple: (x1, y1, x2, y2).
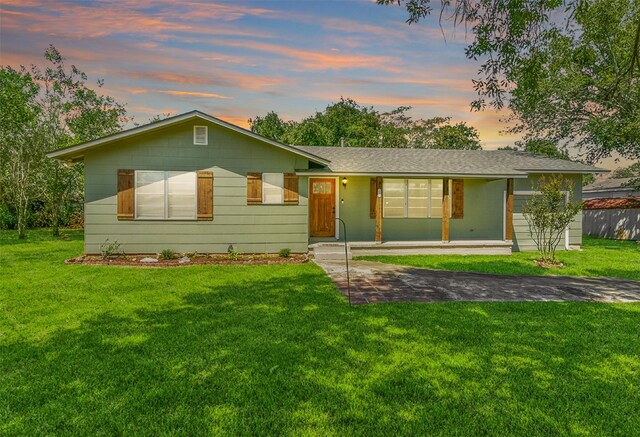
(48, 110, 605, 257)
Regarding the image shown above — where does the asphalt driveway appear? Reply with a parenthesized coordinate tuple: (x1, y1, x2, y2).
(316, 260, 640, 304)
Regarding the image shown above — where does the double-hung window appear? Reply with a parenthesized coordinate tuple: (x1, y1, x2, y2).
(262, 173, 284, 204)
(135, 171, 197, 219)
(383, 179, 451, 218)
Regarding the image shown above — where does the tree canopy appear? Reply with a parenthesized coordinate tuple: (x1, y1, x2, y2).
(499, 139, 570, 160)
(249, 98, 481, 150)
(611, 162, 640, 179)
(381, 0, 640, 164)
(0, 45, 128, 237)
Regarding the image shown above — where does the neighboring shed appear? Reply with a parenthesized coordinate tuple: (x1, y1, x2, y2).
(583, 177, 639, 199)
(583, 196, 640, 240)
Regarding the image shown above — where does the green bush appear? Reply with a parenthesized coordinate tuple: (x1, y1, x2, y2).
(159, 248, 178, 260)
(0, 203, 17, 230)
(100, 239, 123, 259)
(227, 244, 239, 261)
(278, 248, 291, 258)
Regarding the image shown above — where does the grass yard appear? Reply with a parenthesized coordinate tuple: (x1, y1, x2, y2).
(1, 230, 639, 435)
(359, 236, 640, 281)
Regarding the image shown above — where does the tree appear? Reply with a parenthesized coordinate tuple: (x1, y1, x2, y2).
(0, 67, 44, 238)
(1, 45, 128, 238)
(522, 176, 583, 264)
(37, 46, 128, 236)
(249, 111, 290, 142)
(611, 162, 640, 178)
(512, 139, 569, 160)
(410, 117, 481, 150)
(250, 99, 482, 149)
(380, 0, 640, 164)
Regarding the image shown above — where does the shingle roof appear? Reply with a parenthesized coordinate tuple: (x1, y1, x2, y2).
(294, 146, 604, 177)
(584, 177, 636, 192)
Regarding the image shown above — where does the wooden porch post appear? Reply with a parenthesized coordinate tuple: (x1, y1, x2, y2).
(375, 177, 383, 243)
(442, 178, 450, 242)
(505, 178, 514, 241)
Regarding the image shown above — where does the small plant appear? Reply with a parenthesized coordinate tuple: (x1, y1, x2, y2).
(278, 248, 291, 258)
(227, 244, 239, 261)
(159, 248, 178, 260)
(100, 239, 123, 259)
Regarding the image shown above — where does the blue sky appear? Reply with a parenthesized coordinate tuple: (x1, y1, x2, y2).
(0, 0, 612, 161)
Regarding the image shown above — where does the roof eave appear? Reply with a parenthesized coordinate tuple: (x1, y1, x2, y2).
(517, 168, 609, 174)
(295, 171, 529, 179)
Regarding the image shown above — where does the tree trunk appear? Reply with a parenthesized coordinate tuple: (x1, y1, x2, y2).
(52, 206, 60, 237)
(16, 198, 27, 239)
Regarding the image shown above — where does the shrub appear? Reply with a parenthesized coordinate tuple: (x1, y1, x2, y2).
(100, 239, 123, 259)
(522, 176, 583, 263)
(278, 248, 291, 258)
(227, 244, 239, 261)
(0, 203, 17, 230)
(159, 248, 178, 260)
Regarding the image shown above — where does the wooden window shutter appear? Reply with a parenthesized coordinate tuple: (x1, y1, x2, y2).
(247, 172, 262, 205)
(197, 171, 213, 220)
(370, 178, 377, 219)
(283, 173, 299, 205)
(117, 169, 134, 220)
(452, 179, 464, 219)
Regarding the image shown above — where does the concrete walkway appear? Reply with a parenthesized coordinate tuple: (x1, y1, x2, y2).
(316, 260, 640, 304)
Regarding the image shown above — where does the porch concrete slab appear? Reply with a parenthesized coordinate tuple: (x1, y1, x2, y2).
(316, 260, 640, 304)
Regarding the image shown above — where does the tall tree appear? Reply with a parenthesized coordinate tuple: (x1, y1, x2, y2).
(611, 162, 640, 178)
(248, 111, 290, 142)
(250, 99, 481, 149)
(0, 67, 44, 239)
(501, 139, 570, 160)
(380, 0, 640, 163)
(409, 117, 481, 150)
(1, 45, 128, 237)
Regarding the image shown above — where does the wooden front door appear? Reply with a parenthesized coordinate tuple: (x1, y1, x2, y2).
(309, 178, 335, 237)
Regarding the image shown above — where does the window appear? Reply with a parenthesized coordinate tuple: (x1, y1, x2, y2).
(382, 179, 405, 218)
(135, 171, 197, 219)
(407, 179, 429, 218)
(262, 173, 284, 204)
(193, 126, 208, 145)
(383, 179, 451, 218)
(312, 181, 332, 194)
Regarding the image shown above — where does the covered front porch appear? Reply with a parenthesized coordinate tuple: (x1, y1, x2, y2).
(307, 175, 518, 258)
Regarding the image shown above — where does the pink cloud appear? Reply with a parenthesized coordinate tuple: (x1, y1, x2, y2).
(160, 90, 233, 99)
(213, 39, 401, 72)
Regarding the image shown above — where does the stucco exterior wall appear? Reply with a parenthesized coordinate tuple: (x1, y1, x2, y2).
(84, 120, 311, 254)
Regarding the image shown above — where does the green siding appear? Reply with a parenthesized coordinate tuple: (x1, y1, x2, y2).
(513, 175, 583, 251)
(84, 120, 310, 254)
(84, 121, 584, 254)
(326, 175, 582, 251)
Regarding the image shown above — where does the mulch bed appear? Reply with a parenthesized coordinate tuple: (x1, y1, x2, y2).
(65, 253, 309, 267)
(534, 260, 564, 268)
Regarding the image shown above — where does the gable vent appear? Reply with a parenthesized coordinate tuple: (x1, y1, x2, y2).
(193, 125, 208, 145)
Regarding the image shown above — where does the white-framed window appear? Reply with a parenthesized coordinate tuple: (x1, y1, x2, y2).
(193, 126, 208, 145)
(383, 178, 451, 218)
(262, 173, 284, 204)
(135, 171, 197, 220)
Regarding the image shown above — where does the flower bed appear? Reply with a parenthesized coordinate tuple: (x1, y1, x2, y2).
(65, 253, 309, 267)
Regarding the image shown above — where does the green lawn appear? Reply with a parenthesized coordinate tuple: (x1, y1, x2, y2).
(1, 230, 639, 435)
(359, 236, 640, 281)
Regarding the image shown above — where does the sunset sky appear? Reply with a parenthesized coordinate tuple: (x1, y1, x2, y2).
(0, 0, 624, 168)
